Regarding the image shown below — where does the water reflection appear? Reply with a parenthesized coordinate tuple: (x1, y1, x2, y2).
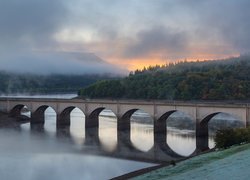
(99, 110, 117, 152)
(69, 108, 85, 146)
(131, 110, 154, 152)
(166, 111, 196, 156)
(0, 129, 154, 180)
(44, 107, 57, 136)
(167, 128, 196, 156)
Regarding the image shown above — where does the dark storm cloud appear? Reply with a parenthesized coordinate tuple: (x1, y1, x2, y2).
(123, 26, 189, 59)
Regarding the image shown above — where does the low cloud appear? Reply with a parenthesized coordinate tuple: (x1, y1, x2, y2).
(1, 0, 250, 73)
(0, 51, 127, 75)
(0, 1, 127, 75)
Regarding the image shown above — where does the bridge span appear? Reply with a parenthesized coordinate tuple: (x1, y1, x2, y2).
(0, 97, 249, 155)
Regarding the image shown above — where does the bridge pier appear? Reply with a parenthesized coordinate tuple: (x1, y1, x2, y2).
(154, 118, 166, 149)
(56, 126, 76, 145)
(85, 115, 100, 145)
(31, 112, 45, 125)
(154, 119, 183, 158)
(196, 122, 209, 152)
(9, 105, 24, 118)
(117, 117, 132, 149)
(30, 123, 44, 132)
(117, 109, 136, 150)
(56, 114, 70, 129)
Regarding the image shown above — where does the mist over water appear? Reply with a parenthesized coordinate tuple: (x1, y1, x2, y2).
(0, 121, 154, 180)
(0, 93, 77, 99)
(0, 130, 154, 180)
(0, 95, 155, 179)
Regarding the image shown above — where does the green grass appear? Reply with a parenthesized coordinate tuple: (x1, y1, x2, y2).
(133, 143, 250, 180)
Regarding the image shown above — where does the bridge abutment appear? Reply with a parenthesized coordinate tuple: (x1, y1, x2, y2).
(247, 107, 250, 127)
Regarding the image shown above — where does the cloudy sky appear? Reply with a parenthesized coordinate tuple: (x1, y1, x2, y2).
(0, 0, 249, 73)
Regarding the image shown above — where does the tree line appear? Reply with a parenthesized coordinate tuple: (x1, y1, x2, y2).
(0, 72, 115, 94)
(78, 56, 250, 100)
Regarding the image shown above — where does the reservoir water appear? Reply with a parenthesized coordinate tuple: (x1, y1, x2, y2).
(0, 94, 243, 179)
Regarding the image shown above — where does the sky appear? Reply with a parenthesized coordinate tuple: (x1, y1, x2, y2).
(0, 0, 249, 74)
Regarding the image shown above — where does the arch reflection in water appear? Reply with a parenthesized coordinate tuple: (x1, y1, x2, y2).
(43, 107, 57, 135)
(131, 110, 154, 152)
(166, 111, 196, 156)
(20, 105, 31, 118)
(20, 106, 31, 131)
(208, 112, 244, 148)
(21, 106, 57, 134)
(69, 107, 85, 146)
(99, 109, 117, 151)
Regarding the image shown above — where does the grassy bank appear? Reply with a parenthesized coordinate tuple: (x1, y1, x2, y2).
(133, 143, 250, 180)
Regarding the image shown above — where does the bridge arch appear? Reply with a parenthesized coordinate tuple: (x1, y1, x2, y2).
(117, 109, 138, 151)
(154, 110, 188, 157)
(10, 104, 31, 118)
(153, 110, 197, 157)
(31, 105, 56, 124)
(197, 112, 244, 152)
(58, 106, 75, 127)
(117, 108, 156, 152)
(55, 106, 86, 144)
(119, 109, 138, 129)
(86, 107, 105, 128)
(84, 107, 119, 147)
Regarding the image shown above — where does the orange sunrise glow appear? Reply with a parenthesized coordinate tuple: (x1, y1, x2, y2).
(111, 52, 240, 71)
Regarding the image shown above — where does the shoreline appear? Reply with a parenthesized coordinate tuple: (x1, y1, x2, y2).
(111, 164, 168, 180)
(111, 149, 215, 179)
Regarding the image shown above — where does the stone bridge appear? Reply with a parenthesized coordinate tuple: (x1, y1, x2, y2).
(0, 97, 249, 157)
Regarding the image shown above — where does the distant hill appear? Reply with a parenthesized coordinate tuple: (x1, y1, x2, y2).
(0, 51, 127, 75)
(78, 56, 250, 100)
(0, 72, 118, 94)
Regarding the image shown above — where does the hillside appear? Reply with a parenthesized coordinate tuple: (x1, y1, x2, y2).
(0, 72, 116, 94)
(78, 56, 250, 100)
(0, 52, 127, 75)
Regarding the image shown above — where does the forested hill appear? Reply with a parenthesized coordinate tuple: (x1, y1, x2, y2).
(78, 56, 250, 100)
(0, 73, 115, 94)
